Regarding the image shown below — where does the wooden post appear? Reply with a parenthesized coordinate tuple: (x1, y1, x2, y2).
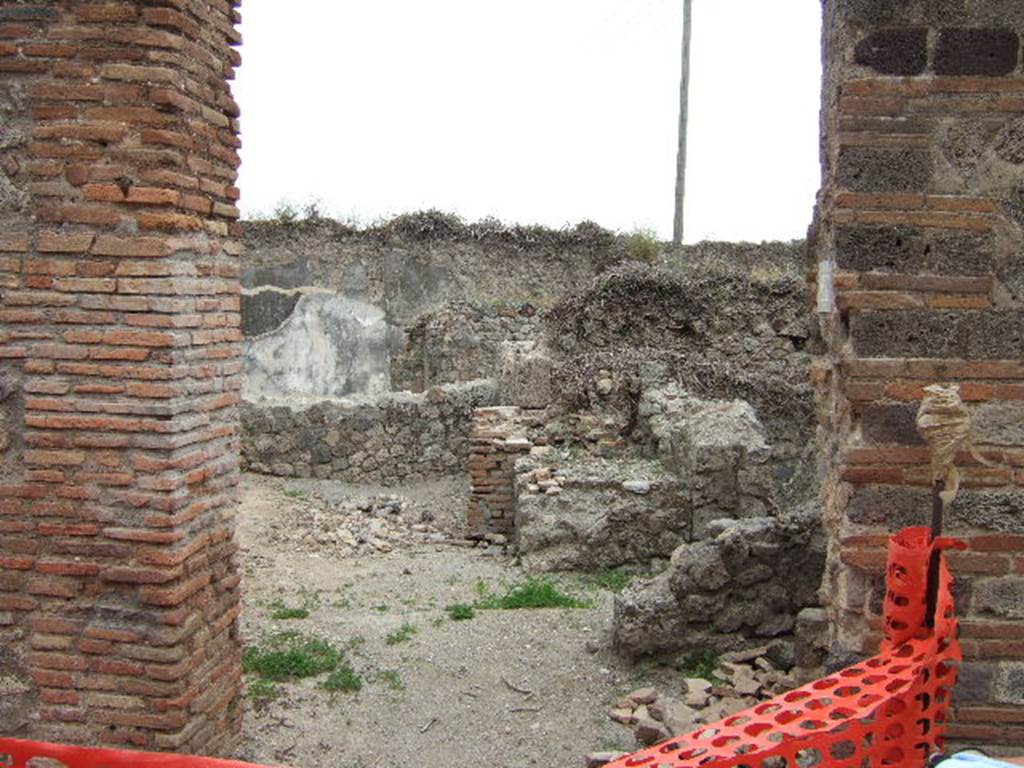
(673, 0, 693, 245)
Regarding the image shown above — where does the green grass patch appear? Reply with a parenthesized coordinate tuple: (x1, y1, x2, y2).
(375, 669, 404, 690)
(584, 568, 634, 593)
(476, 578, 592, 610)
(284, 488, 306, 499)
(268, 588, 320, 620)
(320, 664, 363, 694)
(270, 605, 310, 621)
(385, 622, 417, 645)
(675, 648, 722, 682)
(625, 227, 662, 265)
(247, 678, 280, 701)
(243, 631, 343, 680)
(445, 603, 475, 621)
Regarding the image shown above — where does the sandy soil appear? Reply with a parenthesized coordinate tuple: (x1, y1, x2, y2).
(234, 473, 681, 768)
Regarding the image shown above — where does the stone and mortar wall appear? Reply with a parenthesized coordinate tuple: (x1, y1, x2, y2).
(241, 214, 631, 398)
(241, 381, 496, 484)
(815, 0, 1024, 747)
(541, 259, 819, 514)
(612, 506, 825, 661)
(0, 1, 243, 755)
(240, 222, 815, 490)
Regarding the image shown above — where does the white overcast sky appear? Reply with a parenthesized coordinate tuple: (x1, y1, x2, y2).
(234, 1, 822, 243)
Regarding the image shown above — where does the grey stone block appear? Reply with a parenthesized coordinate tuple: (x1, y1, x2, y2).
(859, 404, 923, 445)
(958, 661, 997, 703)
(850, 310, 1024, 359)
(974, 577, 1024, 619)
(995, 118, 1024, 165)
(973, 402, 1024, 446)
(838, 148, 932, 192)
(935, 28, 1020, 76)
(994, 662, 1024, 705)
(834, 226, 994, 275)
(846, 486, 1024, 533)
(854, 28, 928, 75)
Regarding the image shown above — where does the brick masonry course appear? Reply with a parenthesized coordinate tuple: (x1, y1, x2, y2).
(817, 0, 1024, 747)
(0, 0, 244, 755)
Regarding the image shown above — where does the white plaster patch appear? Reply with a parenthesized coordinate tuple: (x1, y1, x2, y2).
(244, 293, 392, 401)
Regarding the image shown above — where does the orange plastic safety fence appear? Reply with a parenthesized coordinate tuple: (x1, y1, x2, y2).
(604, 527, 964, 768)
(0, 738, 281, 768)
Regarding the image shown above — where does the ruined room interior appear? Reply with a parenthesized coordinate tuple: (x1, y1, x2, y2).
(2, 2, 1024, 767)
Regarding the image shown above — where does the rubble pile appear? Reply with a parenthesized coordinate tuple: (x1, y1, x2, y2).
(262, 491, 450, 555)
(589, 649, 803, 766)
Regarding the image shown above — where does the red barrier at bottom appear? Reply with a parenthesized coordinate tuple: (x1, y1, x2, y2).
(604, 527, 965, 768)
(0, 738, 281, 768)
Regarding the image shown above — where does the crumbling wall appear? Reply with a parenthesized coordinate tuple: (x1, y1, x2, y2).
(612, 506, 825, 660)
(241, 381, 496, 483)
(0, 0, 244, 754)
(541, 260, 818, 511)
(241, 214, 629, 394)
(815, 0, 1024, 747)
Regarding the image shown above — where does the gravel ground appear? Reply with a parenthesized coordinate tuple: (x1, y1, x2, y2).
(235, 473, 680, 768)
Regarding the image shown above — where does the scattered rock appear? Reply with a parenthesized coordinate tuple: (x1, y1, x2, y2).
(682, 678, 711, 708)
(622, 480, 651, 495)
(586, 752, 628, 768)
(634, 713, 668, 747)
(608, 708, 636, 726)
(626, 687, 659, 705)
(603, 649, 807, 755)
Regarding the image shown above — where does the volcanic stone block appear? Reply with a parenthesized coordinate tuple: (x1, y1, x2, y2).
(995, 663, 1024, 705)
(858, 404, 923, 445)
(973, 402, 1024, 446)
(241, 290, 300, 336)
(935, 28, 1020, 76)
(995, 118, 1024, 165)
(850, 309, 1024, 359)
(975, 577, 1024, 620)
(958, 661, 997, 703)
(846, 486, 1024, 533)
(835, 226, 995, 275)
(854, 28, 928, 75)
(837, 148, 932, 192)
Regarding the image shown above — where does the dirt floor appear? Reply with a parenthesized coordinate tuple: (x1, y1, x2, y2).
(235, 473, 683, 768)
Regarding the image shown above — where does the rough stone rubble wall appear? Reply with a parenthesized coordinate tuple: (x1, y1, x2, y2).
(240, 216, 625, 397)
(816, 0, 1024, 747)
(241, 381, 497, 484)
(0, 0, 243, 754)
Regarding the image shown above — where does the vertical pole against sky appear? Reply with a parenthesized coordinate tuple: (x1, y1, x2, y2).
(673, 0, 692, 245)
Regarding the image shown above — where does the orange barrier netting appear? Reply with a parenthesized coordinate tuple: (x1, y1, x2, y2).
(604, 526, 965, 768)
(0, 526, 961, 768)
(0, 739, 282, 768)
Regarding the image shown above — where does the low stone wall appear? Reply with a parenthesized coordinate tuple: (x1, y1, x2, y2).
(612, 505, 825, 660)
(515, 454, 689, 572)
(240, 380, 496, 484)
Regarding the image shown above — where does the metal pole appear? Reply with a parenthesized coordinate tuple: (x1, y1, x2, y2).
(925, 480, 944, 628)
(673, 0, 692, 246)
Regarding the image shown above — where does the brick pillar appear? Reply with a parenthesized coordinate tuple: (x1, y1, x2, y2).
(815, 1, 1024, 748)
(467, 407, 534, 537)
(0, 1, 243, 754)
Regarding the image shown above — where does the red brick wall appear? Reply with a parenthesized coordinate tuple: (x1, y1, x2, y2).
(816, 1, 1024, 748)
(0, 0, 244, 754)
